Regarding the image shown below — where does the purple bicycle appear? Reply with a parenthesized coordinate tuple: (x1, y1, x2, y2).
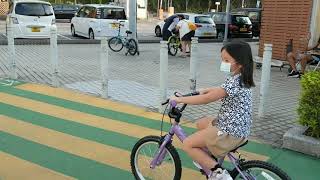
(130, 92, 290, 180)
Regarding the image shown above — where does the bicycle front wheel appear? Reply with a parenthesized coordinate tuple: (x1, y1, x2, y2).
(130, 136, 182, 180)
(108, 37, 124, 52)
(168, 36, 178, 56)
(230, 160, 291, 180)
(127, 38, 138, 55)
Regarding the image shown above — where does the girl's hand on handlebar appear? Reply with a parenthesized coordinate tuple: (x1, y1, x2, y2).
(169, 96, 181, 104)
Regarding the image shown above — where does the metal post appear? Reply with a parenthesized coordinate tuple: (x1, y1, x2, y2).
(129, 0, 139, 54)
(50, 25, 59, 87)
(7, 23, 17, 80)
(129, 0, 137, 40)
(258, 44, 273, 118)
(100, 37, 109, 98)
(190, 37, 198, 92)
(159, 41, 168, 112)
(223, 0, 231, 43)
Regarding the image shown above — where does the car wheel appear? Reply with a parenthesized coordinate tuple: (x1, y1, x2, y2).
(155, 26, 162, 37)
(89, 29, 94, 39)
(71, 25, 77, 37)
(217, 31, 224, 40)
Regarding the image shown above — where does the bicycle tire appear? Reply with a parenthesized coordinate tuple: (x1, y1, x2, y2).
(127, 38, 138, 56)
(230, 160, 291, 180)
(168, 36, 178, 56)
(108, 37, 124, 52)
(130, 136, 182, 180)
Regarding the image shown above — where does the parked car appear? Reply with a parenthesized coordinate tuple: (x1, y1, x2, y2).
(154, 13, 217, 38)
(208, 12, 253, 39)
(6, 0, 56, 39)
(53, 4, 80, 20)
(71, 4, 128, 39)
(231, 8, 262, 37)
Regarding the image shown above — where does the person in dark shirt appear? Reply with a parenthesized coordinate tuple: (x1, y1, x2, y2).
(162, 15, 181, 41)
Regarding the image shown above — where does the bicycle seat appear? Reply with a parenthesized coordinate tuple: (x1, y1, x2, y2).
(126, 30, 132, 34)
(230, 140, 249, 153)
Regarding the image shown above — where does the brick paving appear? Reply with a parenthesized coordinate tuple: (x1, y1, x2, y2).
(0, 42, 301, 146)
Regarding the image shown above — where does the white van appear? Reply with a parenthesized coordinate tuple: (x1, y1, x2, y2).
(6, 0, 56, 39)
(71, 4, 128, 39)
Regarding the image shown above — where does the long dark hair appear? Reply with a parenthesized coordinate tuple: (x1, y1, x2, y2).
(221, 41, 255, 88)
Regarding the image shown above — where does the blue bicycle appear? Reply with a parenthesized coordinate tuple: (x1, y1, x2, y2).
(130, 92, 291, 180)
(108, 21, 138, 56)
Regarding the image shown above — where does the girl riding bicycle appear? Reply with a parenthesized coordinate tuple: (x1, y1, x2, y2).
(170, 41, 255, 180)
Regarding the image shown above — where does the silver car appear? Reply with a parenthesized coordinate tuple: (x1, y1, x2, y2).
(155, 13, 217, 38)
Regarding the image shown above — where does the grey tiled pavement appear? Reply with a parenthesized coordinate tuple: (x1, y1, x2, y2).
(0, 42, 301, 146)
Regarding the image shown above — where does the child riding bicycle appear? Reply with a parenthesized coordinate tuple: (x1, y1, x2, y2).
(170, 41, 255, 180)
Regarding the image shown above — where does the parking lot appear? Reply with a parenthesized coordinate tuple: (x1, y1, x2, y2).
(0, 19, 160, 41)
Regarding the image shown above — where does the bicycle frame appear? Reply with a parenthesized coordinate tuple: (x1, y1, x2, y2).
(150, 123, 250, 180)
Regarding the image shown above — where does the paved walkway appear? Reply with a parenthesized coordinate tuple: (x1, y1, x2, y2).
(0, 43, 301, 146)
(0, 82, 319, 179)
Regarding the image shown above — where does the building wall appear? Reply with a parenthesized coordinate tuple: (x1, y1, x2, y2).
(258, 0, 314, 60)
(0, 0, 9, 17)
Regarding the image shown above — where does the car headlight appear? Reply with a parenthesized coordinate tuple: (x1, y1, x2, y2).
(11, 17, 19, 24)
(51, 19, 56, 25)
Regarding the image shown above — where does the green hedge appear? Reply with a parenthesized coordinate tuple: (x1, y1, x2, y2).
(298, 71, 320, 138)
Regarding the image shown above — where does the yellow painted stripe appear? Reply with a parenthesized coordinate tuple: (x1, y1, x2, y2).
(0, 151, 76, 180)
(0, 92, 183, 147)
(0, 92, 268, 161)
(16, 83, 196, 128)
(0, 115, 204, 180)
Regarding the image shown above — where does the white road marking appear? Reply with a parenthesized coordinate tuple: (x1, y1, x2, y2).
(58, 34, 71, 40)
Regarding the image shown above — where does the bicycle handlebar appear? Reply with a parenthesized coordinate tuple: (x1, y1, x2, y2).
(161, 91, 199, 106)
(162, 91, 200, 119)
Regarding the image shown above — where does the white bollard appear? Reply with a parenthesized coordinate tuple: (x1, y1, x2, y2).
(100, 37, 109, 98)
(258, 44, 273, 118)
(159, 41, 168, 112)
(50, 25, 59, 87)
(7, 24, 17, 79)
(190, 37, 199, 92)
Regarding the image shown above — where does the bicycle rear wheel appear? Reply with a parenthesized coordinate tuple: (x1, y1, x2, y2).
(108, 37, 124, 52)
(230, 160, 291, 180)
(130, 136, 182, 180)
(127, 38, 138, 56)
(168, 36, 178, 56)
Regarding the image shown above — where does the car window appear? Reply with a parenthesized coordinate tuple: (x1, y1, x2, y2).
(63, 5, 76, 11)
(15, 3, 53, 16)
(195, 16, 214, 24)
(53, 5, 62, 10)
(78, 7, 87, 17)
(86, 7, 97, 18)
(100, 8, 126, 20)
(213, 14, 226, 23)
(232, 16, 251, 24)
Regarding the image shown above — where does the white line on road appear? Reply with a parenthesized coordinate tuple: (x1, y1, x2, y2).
(58, 34, 71, 40)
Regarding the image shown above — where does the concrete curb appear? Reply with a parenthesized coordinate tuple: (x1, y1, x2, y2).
(0, 38, 259, 45)
(283, 125, 320, 157)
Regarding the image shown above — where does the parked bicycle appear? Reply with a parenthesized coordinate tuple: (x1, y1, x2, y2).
(130, 92, 291, 180)
(167, 34, 182, 56)
(108, 21, 138, 56)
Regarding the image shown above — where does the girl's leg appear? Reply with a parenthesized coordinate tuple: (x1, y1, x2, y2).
(182, 127, 217, 170)
(180, 41, 187, 56)
(196, 116, 214, 130)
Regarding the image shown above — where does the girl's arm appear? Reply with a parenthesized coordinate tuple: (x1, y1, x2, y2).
(172, 88, 227, 105)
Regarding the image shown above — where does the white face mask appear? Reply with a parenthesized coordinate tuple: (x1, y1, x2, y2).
(220, 61, 232, 74)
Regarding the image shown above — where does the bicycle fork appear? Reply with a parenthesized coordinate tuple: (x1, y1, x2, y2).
(150, 124, 187, 169)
